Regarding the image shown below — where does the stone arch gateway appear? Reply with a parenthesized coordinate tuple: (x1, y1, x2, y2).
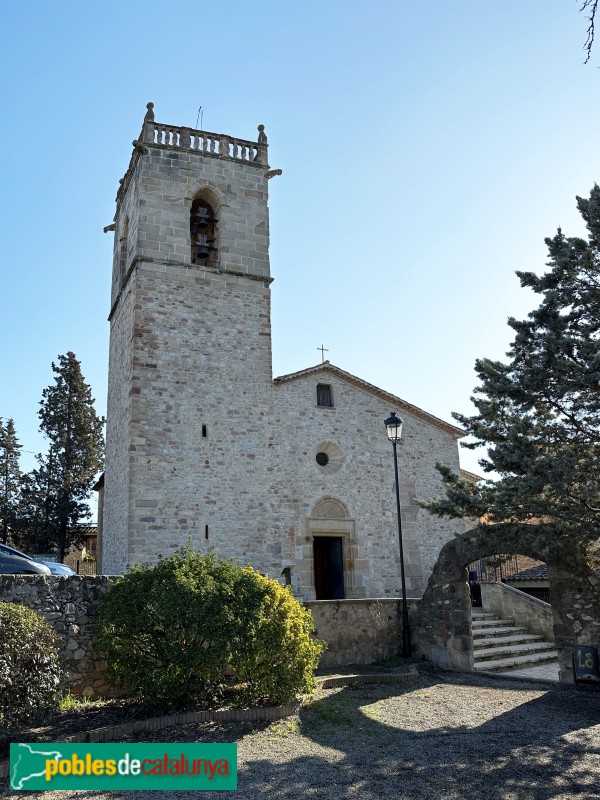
(413, 528, 600, 683)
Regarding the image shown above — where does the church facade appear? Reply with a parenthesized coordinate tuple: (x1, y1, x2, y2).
(99, 103, 465, 600)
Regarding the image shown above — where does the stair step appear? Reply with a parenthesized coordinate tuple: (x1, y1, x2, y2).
(474, 651, 559, 672)
(471, 609, 558, 675)
(473, 633, 544, 649)
(474, 641, 556, 661)
(472, 625, 529, 638)
(472, 618, 516, 628)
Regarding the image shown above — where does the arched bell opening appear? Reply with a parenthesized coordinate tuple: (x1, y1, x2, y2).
(190, 196, 218, 267)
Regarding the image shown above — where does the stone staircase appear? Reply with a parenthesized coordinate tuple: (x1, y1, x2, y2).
(472, 609, 559, 673)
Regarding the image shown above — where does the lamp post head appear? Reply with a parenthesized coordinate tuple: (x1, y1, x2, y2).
(384, 411, 403, 443)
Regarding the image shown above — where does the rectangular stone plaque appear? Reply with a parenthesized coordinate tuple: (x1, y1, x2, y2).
(573, 646, 600, 685)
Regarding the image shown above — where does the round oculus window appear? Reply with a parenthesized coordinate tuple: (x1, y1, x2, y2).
(316, 452, 329, 467)
(314, 442, 343, 473)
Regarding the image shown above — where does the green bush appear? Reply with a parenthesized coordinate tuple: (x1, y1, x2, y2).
(229, 569, 323, 705)
(0, 603, 63, 730)
(96, 549, 323, 711)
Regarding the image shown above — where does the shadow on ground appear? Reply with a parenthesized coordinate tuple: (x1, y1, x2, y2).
(2, 673, 599, 799)
(227, 672, 600, 800)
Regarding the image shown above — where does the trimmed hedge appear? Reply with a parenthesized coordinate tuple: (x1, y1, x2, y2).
(96, 549, 323, 710)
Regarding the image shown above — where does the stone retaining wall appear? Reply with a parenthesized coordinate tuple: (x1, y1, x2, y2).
(1, 578, 415, 695)
(480, 581, 554, 641)
(0, 575, 115, 697)
(306, 598, 417, 667)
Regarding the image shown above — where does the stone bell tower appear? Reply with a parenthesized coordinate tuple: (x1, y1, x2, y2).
(101, 102, 276, 573)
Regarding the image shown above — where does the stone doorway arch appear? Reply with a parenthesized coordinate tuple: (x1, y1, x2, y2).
(413, 529, 600, 683)
(301, 497, 359, 601)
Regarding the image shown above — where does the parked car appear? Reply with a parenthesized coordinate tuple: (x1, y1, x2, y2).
(37, 560, 76, 576)
(0, 544, 77, 575)
(0, 543, 51, 575)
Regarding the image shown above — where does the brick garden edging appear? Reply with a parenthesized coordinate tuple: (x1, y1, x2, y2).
(0, 671, 417, 779)
(318, 671, 417, 689)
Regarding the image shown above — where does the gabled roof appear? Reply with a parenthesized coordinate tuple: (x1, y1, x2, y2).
(273, 361, 465, 438)
(460, 468, 484, 483)
(504, 564, 550, 582)
(505, 564, 600, 582)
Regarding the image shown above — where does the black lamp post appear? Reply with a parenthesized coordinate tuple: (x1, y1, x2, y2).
(384, 411, 412, 657)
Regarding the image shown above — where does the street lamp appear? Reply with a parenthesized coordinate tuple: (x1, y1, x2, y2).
(384, 411, 412, 657)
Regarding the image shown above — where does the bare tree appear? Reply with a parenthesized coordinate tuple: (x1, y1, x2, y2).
(581, 0, 599, 63)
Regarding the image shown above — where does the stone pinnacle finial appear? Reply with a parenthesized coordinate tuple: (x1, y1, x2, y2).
(257, 124, 267, 145)
(144, 102, 155, 123)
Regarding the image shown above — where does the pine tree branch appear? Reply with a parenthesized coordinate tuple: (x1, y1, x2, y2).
(561, 490, 600, 513)
(539, 392, 598, 440)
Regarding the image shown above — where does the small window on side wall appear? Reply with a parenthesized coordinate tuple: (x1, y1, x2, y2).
(317, 383, 333, 408)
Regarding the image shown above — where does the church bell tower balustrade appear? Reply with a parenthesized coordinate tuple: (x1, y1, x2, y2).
(140, 109, 268, 166)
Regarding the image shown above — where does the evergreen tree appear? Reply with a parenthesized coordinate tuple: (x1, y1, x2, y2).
(15, 463, 59, 554)
(426, 186, 600, 556)
(36, 353, 105, 561)
(0, 418, 22, 544)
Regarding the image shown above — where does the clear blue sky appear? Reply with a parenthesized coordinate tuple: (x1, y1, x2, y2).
(1, 1, 598, 488)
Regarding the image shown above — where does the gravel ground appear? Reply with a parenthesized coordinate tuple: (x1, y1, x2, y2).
(2, 672, 600, 800)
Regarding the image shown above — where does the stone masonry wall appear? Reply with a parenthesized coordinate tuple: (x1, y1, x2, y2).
(111, 155, 142, 307)
(273, 370, 465, 600)
(119, 266, 277, 572)
(1, 577, 411, 694)
(480, 580, 554, 641)
(548, 552, 600, 683)
(102, 282, 134, 573)
(135, 143, 270, 280)
(0, 575, 115, 697)
(102, 125, 276, 575)
(290, 599, 414, 668)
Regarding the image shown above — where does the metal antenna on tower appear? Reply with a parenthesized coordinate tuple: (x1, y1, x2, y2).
(195, 106, 203, 130)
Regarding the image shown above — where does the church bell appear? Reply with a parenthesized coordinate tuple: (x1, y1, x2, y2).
(195, 233, 214, 258)
(193, 206, 214, 228)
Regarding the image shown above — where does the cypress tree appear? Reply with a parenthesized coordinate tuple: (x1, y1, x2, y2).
(36, 353, 104, 561)
(0, 418, 22, 544)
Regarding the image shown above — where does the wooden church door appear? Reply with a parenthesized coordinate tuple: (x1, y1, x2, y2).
(313, 536, 345, 600)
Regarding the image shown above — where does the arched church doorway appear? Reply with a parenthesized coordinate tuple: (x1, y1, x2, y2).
(306, 498, 357, 601)
(313, 536, 345, 600)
